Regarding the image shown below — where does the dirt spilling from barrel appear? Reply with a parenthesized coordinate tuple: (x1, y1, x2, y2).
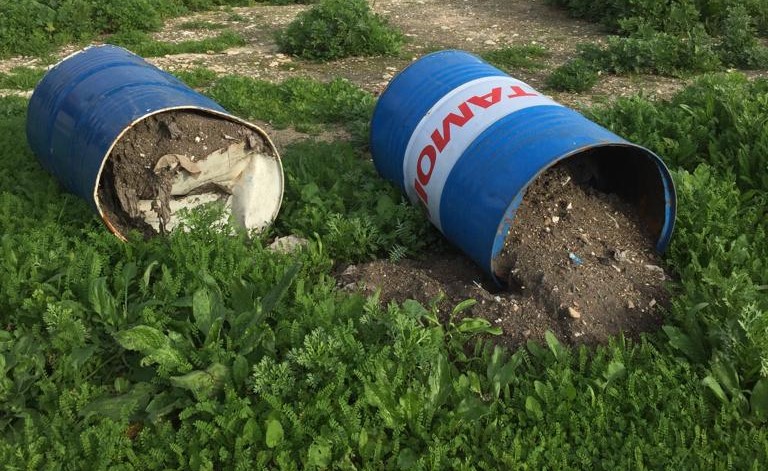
(340, 159, 670, 348)
(97, 110, 276, 237)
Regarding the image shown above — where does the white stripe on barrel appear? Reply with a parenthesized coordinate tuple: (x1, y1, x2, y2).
(402, 76, 561, 230)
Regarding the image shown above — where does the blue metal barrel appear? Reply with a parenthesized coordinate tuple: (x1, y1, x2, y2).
(26, 44, 282, 238)
(370, 50, 676, 284)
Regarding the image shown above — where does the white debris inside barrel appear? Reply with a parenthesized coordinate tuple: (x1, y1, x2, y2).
(137, 141, 280, 233)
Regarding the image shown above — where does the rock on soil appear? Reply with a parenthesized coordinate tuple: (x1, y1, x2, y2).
(97, 110, 278, 238)
(341, 158, 670, 348)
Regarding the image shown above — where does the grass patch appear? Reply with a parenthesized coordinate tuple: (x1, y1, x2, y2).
(546, 58, 600, 92)
(481, 44, 550, 72)
(171, 67, 219, 88)
(0, 67, 45, 90)
(109, 30, 245, 57)
(276, 0, 404, 60)
(209, 75, 374, 138)
(0, 0, 257, 58)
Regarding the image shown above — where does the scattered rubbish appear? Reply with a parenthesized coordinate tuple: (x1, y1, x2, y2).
(644, 264, 666, 277)
(612, 249, 629, 263)
(569, 252, 583, 266)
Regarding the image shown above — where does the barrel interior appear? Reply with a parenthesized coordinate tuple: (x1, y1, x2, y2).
(95, 108, 282, 239)
(558, 146, 668, 242)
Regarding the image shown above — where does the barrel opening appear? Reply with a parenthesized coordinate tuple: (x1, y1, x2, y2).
(94, 108, 282, 240)
(559, 146, 667, 243)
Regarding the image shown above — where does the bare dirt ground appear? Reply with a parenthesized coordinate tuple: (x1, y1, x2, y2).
(2, 0, 715, 105)
(6, 1, 765, 347)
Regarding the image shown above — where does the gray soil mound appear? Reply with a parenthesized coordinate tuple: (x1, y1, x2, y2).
(341, 158, 670, 348)
(97, 110, 272, 237)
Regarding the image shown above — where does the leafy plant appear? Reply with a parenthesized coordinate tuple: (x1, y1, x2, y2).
(0, 67, 45, 90)
(276, 0, 404, 60)
(276, 140, 442, 262)
(481, 44, 550, 72)
(172, 67, 218, 88)
(546, 58, 599, 92)
(0, 0, 256, 58)
(209, 75, 375, 139)
(548, 0, 768, 83)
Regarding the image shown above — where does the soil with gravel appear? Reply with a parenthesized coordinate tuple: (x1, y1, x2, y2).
(341, 159, 670, 348)
(97, 110, 271, 237)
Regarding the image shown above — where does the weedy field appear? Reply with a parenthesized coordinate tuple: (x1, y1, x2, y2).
(1, 0, 767, 469)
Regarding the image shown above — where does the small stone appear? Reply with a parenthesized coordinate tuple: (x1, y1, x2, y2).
(494, 296, 502, 303)
(268, 235, 308, 254)
(567, 306, 581, 319)
(644, 264, 665, 276)
(484, 39, 496, 45)
(613, 249, 629, 263)
(552, 215, 560, 224)
(495, 318, 502, 323)
(194, 136, 201, 143)
(627, 300, 635, 309)
(649, 298, 657, 308)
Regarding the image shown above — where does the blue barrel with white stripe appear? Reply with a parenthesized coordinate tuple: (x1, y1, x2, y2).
(370, 50, 676, 284)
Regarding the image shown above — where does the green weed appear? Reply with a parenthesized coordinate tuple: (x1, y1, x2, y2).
(0, 0, 256, 58)
(276, 140, 442, 263)
(276, 0, 404, 61)
(0, 67, 45, 90)
(209, 75, 374, 138)
(481, 44, 550, 72)
(109, 30, 245, 57)
(548, 0, 768, 86)
(546, 58, 600, 92)
(171, 67, 219, 88)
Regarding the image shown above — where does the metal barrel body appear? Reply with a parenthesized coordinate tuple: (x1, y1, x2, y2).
(26, 44, 282, 237)
(370, 50, 676, 283)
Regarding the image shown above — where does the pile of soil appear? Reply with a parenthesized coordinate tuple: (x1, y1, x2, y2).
(97, 110, 272, 237)
(341, 159, 670, 347)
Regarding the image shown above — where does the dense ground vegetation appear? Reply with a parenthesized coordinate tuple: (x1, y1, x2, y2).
(276, 0, 404, 60)
(1, 0, 767, 468)
(547, 0, 768, 90)
(0, 0, 254, 57)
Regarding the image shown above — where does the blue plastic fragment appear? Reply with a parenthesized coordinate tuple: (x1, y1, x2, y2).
(568, 252, 583, 266)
